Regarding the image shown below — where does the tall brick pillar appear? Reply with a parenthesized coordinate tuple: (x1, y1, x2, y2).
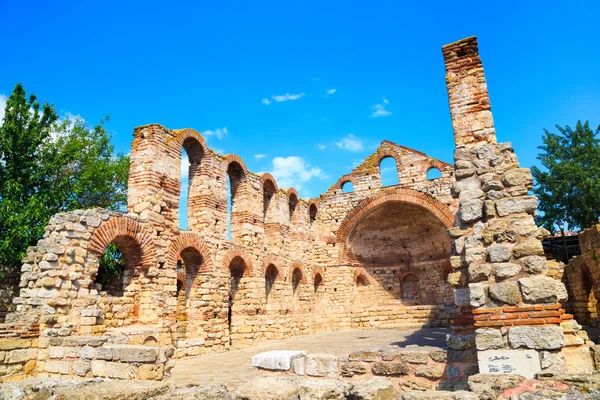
(442, 37, 591, 374)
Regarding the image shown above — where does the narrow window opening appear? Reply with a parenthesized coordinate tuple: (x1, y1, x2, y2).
(427, 167, 442, 180)
(341, 181, 354, 193)
(379, 157, 398, 187)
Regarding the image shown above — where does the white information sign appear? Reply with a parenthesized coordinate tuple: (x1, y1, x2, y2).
(477, 349, 541, 380)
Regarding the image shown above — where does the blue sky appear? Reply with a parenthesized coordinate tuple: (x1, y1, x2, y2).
(1, 1, 599, 205)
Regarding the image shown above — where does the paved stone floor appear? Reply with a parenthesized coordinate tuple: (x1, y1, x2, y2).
(171, 327, 449, 389)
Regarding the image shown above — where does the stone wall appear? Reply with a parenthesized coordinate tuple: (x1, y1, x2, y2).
(253, 347, 476, 391)
(0, 273, 19, 323)
(565, 225, 600, 327)
(442, 37, 591, 372)
(0, 35, 591, 383)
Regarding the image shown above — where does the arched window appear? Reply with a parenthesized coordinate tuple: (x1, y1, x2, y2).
(292, 268, 303, 297)
(180, 137, 204, 230)
(400, 273, 420, 304)
(227, 162, 245, 240)
(229, 256, 247, 299)
(94, 236, 142, 297)
(314, 273, 323, 293)
(263, 180, 276, 223)
(427, 167, 442, 180)
(288, 193, 298, 222)
(379, 157, 398, 187)
(356, 275, 368, 287)
(309, 204, 318, 224)
(341, 181, 354, 193)
(265, 264, 278, 299)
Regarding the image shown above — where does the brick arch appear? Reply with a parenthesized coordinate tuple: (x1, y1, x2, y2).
(312, 266, 324, 281)
(221, 246, 254, 277)
(335, 174, 358, 191)
(224, 154, 249, 175)
(262, 254, 282, 277)
(259, 173, 279, 193)
(286, 188, 299, 200)
(290, 260, 308, 284)
(88, 217, 156, 268)
(376, 149, 401, 167)
(173, 128, 210, 155)
(167, 232, 213, 273)
(335, 187, 455, 261)
(353, 267, 373, 285)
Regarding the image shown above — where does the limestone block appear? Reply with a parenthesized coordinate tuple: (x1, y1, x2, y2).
(512, 240, 545, 258)
(399, 351, 429, 364)
(494, 263, 521, 280)
(348, 350, 377, 362)
(137, 364, 164, 380)
(347, 377, 397, 400)
(117, 346, 158, 363)
(429, 350, 447, 363)
(508, 326, 564, 350)
(6, 348, 38, 364)
(495, 197, 538, 217)
(488, 244, 511, 262)
(446, 333, 475, 350)
(107, 362, 136, 379)
(468, 264, 492, 283)
(73, 360, 90, 376)
(460, 199, 483, 223)
(415, 364, 445, 379)
(79, 346, 95, 360)
(292, 357, 305, 375)
(96, 347, 113, 360)
(540, 351, 567, 373)
(452, 177, 481, 195)
(464, 248, 487, 265)
(459, 189, 484, 201)
(44, 360, 70, 374)
(475, 328, 504, 350)
(252, 350, 306, 371)
(488, 281, 520, 305)
(371, 362, 408, 376)
(306, 354, 338, 377)
(91, 360, 106, 377)
(502, 168, 533, 187)
(563, 346, 595, 373)
(340, 362, 367, 377)
(518, 276, 567, 303)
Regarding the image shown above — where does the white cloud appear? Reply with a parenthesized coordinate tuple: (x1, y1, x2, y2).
(0, 94, 7, 124)
(254, 153, 266, 159)
(322, 88, 336, 97)
(201, 127, 228, 140)
(270, 156, 326, 192)
(271, 93, 305, 102)
(310, 77, 320, 81)
(262, 98, 271, 105)
(335, 134, 364, 152)
(181, 154, 190, 179)
(316, 144, 326, 150)
(371, 97, 391, 117)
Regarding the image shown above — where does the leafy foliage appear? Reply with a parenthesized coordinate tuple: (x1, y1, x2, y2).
(531, 121, 600, 233)
(96, 242, 124, 286)
(0, 83, 129, 274)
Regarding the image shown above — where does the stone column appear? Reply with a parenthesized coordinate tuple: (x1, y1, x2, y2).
(442, 37, 591, 374)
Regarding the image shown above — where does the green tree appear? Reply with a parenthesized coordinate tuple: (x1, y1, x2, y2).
(531, 121, 600, 233)
(0, 83, 129, 274)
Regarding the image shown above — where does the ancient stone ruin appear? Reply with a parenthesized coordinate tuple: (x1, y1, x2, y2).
(0, 36, 595, 392)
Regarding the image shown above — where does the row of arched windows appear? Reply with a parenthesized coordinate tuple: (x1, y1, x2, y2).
(341, 157, 443, 193)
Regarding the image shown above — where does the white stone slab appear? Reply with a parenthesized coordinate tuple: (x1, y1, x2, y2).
(252, 350, 307, 371)
(478, 349, 541, 379)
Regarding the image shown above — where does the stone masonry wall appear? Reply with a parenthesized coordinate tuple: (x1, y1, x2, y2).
(442, 37, 591, 373)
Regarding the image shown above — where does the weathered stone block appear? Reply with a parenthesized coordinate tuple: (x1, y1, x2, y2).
(348, 377, 397, 400)
(107, 362, 135, 379)
(508, 326, 564, 350)
(518, 276, 567, 303)
(475, 328, 504, 350)
(399, 351, 429, 364)
(73, 360, 90, 376)
(305, 354, 338, 377)
(502, 168, 533, 187)
(371, 362, 408, 376)
(252, 350, 306, 370)
(340, 362, 367, 377)
(91, 360, 106, 377)
(494, 263, 521, 279)
(488, 281, 520, 305)
(415, 364, 444, 379)
(348, 350, 377, 362)
(460, 199, 483, 223)
(117, 346, 158, 363)
(512, 240, 544, 258)
(137, 363, 164, 380)
(468, 264, 492, 283)
(446, 333, 475, 350)
(495, 197, 538, 217)
(487, 244, 511, 262)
